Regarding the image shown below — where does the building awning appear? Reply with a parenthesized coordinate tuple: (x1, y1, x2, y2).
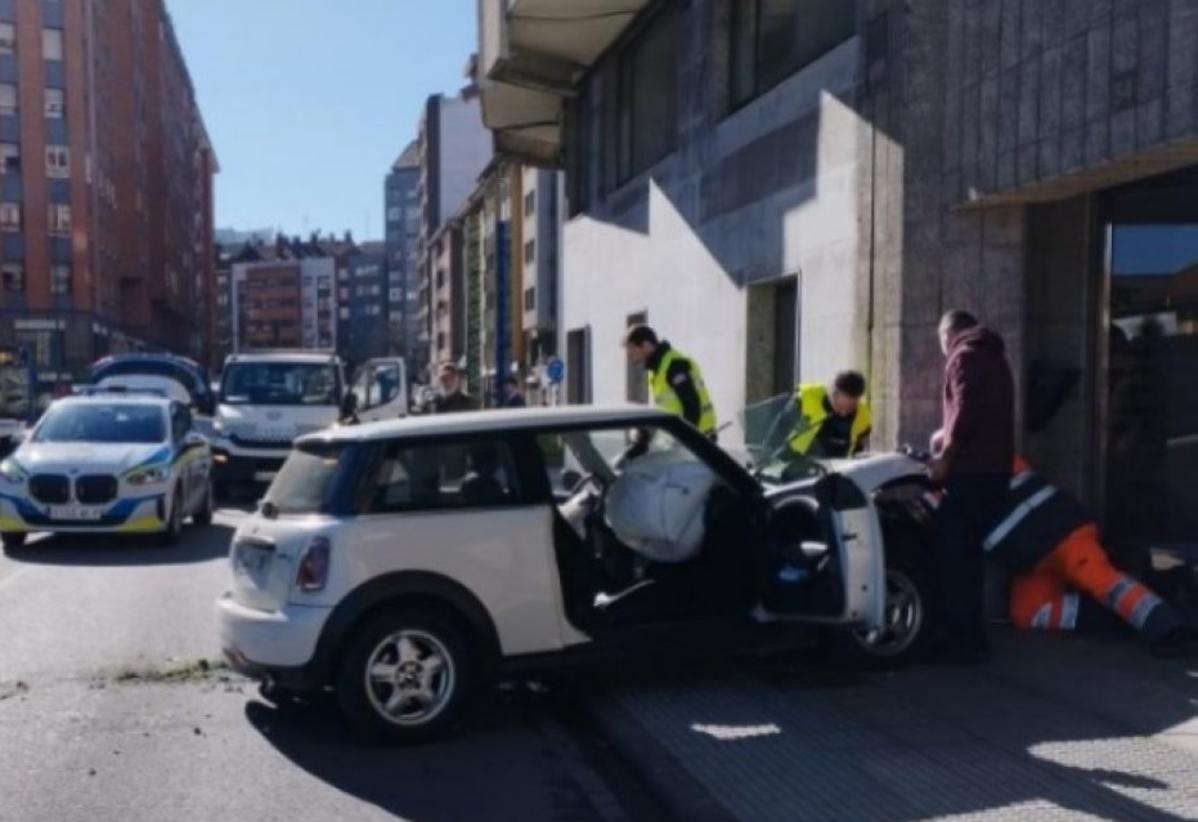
(478, 0, 650, 167)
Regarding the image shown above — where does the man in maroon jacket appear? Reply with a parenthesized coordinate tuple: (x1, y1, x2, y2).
(928, 310, 1015, 664)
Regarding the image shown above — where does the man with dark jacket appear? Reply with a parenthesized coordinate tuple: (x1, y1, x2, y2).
(432, 363, 477, 414)
(928, 310, 1015, 664)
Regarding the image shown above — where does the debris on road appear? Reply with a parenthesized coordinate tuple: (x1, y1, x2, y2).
(0, 680, 29, 701)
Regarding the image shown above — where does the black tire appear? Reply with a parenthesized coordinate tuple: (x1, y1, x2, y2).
(156, 489, 184, 547)
(1, 531, 26, 552)
(830, 521, 934, 669)
(192, 480, 214, 527)
(335, 608, 474, 743)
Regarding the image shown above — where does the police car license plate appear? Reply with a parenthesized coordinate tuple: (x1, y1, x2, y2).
(48, 505, 103, 521)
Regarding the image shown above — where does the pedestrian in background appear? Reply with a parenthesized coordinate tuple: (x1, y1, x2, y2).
(928, 310, 1015, 665)
(503, 375, 526, 408)
(432, 362, 477, 414)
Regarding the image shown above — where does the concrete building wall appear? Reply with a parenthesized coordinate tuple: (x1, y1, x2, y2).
(561, 5, 868, 439)
(436, 94, 491, 228)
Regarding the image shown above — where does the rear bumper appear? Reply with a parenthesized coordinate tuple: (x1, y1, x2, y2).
(216, 592, 332, 690)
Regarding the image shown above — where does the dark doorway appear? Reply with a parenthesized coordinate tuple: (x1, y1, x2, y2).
(1102, 168, 1198, 564)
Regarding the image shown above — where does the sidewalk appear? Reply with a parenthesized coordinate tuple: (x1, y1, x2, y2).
(585, 629, 1198, 821)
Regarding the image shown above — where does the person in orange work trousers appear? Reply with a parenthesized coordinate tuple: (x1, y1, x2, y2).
(985, 456, 1198, 657)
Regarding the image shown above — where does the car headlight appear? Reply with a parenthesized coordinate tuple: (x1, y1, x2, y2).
(212, 419, 226, 435)
(0, 458, 26, 484)
(125, 464, 170, 486)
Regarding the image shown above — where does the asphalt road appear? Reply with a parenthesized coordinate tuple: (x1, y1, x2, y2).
(0, 509, 630, 822)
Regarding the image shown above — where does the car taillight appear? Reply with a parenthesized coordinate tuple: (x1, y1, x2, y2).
(295, 536, 330, 592)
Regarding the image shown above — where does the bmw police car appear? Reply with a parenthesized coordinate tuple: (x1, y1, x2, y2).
(0, 392, 213, 551)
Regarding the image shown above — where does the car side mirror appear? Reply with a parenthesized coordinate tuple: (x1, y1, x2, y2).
(183, 430, 206, 449)
(560, 469, 582, 493)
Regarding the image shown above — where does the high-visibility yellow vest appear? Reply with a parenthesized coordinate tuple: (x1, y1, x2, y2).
(648, 347, 717, 435)
(787, 382, 871, 456)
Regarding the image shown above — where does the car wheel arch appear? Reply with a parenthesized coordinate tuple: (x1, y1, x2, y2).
(315, 571, 502, 685)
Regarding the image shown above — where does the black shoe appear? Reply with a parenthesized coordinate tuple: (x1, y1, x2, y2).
(1149, 626, 1198, 659)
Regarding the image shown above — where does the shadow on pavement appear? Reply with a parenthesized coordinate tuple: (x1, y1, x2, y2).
(3, 521, 236, 566)
(243, 689, 613, 822)
(579, 632, 1198, 821)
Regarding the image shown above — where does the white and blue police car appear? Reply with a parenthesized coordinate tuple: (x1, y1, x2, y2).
(0, 391, 213, 551)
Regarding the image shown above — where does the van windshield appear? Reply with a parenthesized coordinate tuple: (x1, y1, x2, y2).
(221, 362, 339, 407)
(263, 443, 346, 514)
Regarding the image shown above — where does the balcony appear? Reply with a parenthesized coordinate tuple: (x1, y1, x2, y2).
(478, 0, 649, 166)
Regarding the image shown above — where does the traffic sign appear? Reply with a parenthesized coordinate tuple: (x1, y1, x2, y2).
(546, 357, 565, 384)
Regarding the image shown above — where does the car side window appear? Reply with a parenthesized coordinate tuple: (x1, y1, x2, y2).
(364, 439, 522, 513)
(370, 364, 400, 406)
(170, 404, 190, 442)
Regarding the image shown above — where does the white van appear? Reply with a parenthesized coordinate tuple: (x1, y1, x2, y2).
(210, 352, 407, 497)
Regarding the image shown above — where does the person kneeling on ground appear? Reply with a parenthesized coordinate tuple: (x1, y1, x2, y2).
(988, 455, 1198, 657)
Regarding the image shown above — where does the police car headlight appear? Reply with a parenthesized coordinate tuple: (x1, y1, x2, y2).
(0, 458, 26, 484)
(125, 465, 170, 486)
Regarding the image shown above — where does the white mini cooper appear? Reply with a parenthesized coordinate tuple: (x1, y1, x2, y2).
(216, 404, 934, 741)
(0, 392, 213, 551)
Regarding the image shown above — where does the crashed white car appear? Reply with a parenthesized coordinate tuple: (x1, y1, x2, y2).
(0, 393, 213, 551)
(217, 401, 935, 741)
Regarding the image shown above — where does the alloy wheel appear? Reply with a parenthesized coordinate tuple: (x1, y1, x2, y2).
(852, 569, 924, 657)
(363, 629, 456, 727)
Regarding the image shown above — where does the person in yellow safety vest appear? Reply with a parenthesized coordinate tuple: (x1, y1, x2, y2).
(787, 371, 872, 458)
(622, 325, 718, 438)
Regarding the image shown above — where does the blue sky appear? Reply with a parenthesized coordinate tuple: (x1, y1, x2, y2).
(167, 0, 477, 241)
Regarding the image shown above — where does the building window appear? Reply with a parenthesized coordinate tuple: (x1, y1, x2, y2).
(2, 262, 22, 292)
(47, 203, 70, 235)
(730, 0, 857, 108)
(523, 238, 535, 265)
(44, 87, 64, 118)
(49, 264, 70, 295)
(339, 307, 349, 320)
(0, 23, 15, 56)
(0, 143, 18, 174)
(524, 286, 536, 311)
(41, 28, 63, 61)
(611, 4, 680, 185)
(524, 190, 535, 217)
(0, 201, 20, 231)
(45, 145, 69, 178)
(0, 84, 16, 116)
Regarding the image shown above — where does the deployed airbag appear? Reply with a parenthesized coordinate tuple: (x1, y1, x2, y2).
(605, 450, 719, 563)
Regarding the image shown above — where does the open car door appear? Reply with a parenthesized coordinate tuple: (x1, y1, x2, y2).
(739, 394, 885, 630)
(351, 358, 408, 423)
(753, 475, 886, 630)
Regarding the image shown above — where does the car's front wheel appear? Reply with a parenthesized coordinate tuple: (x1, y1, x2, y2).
(156, 489, 184, 547)
(335, 608, 474, 743)
(831, 523, 933, 669)
(1, 532, 26, 553)
(192, 480, 213, 527)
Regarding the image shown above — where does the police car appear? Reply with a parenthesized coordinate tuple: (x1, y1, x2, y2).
(0, 391, 213, 551)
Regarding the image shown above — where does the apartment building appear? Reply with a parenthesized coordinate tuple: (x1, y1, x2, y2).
(0, 0, 215, 391)
(384, 142, 420, 364)
(229, 237, 336, 353)
(414, 76, 492, 378)
(480, 0, 1198, 553)
(337, 240, 388, 368)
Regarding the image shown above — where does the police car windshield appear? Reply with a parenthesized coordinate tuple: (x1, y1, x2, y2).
(33, 403, 166, 444)
(221, 363, 338, 407)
